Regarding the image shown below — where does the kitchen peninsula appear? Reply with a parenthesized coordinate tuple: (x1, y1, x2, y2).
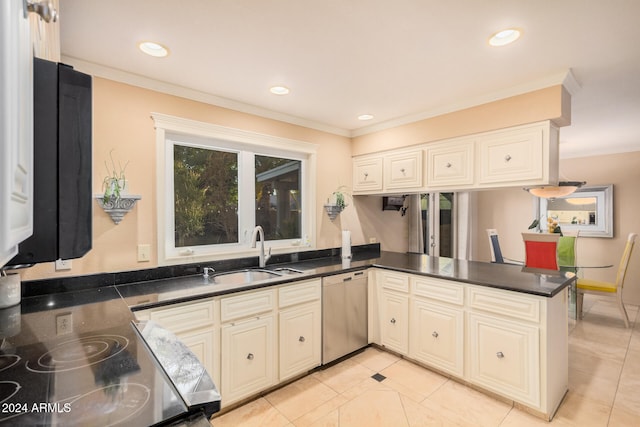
(1, 249, 574, 425)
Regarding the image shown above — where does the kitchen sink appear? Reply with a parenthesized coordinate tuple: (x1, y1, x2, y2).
(210, 269, 283, 285)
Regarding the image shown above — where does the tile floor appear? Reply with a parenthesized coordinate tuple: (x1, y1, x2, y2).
(211, 295, 640, 426)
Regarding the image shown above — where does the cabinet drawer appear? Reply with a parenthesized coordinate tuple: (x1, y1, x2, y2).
(377, 270, 409, 293)
(147, 298, 215, 333)
(468, 287, 540, 324)
(279, 279, 321, 308)
(221, 289, 275, 323)
(411, 276, 464, 305)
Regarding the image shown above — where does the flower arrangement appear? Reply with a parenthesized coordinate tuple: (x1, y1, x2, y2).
(102, 150, 129, 203)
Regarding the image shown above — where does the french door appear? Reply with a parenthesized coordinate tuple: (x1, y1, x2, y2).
(421, 192, 455, 257)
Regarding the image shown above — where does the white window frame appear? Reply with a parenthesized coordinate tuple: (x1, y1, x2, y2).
(152, 113, 317, 265)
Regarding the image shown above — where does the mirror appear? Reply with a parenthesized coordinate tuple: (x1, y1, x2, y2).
(539, 185, 613, 237)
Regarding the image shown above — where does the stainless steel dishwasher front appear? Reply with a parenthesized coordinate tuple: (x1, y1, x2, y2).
(322, 270, 368, 364)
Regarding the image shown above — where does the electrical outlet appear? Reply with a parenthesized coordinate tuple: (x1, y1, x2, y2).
(137, 244, 151, 262)
(55, 259, 72, 271)
(369, 237, 377, 244)
(56, 313, 73, 335)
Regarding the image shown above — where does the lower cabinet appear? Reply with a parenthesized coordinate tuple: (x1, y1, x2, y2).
(467, 312, 540, 407)
(409, 297, 463, 377)
(378, 290, 409, 354)
(221, 315, 276, 405)
(279, 301, 321, 382)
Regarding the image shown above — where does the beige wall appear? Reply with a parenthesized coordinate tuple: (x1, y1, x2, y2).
(474, 151, 640, 305)
(20, 78, 354, 280)
(352, 85, 570, 156)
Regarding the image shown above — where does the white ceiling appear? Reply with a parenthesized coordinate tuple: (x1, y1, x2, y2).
(58, 0, 640, 159)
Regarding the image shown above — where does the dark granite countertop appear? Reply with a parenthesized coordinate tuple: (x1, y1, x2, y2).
(1, 249, 574, 425)
(118, 251, 574, 310)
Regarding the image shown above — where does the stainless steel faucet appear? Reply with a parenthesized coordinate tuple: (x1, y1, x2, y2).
(250, 225, 271, 268)
(203, 267, 215, 278)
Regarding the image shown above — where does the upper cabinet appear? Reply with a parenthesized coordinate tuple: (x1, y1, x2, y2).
(352, 121, 559, 195)
(353, 149, 424, 194)
(1, 0, 34, 266)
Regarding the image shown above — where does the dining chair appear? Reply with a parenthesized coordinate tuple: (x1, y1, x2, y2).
(487, 229, 522, 264)
(558, 231, 579, 273)
(576, 232, 637, 328)
(522, 232, 561, 270)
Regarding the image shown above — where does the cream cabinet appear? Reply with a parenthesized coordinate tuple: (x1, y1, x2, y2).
(478, 122, 558, 187)
(134, 298, 219, 387)
(376, 270, 410, 354)
(370, 268, 568, 420)
(278, 279, 321, 382)
(467, 312, 540, 407)
(353, 156, 383, 193)
(384, 150, 423, 190)
(220, 288, 276, 405)
(409, 275, 464, 377)
(425, 140, 474, 188)
(221, 315, 276, 405)
(1, 0, 34, 266)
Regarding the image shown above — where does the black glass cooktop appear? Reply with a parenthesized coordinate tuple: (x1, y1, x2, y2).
(0, 288, 187, 426)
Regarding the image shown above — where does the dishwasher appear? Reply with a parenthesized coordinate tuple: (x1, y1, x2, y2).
(322, 270, 368, 364)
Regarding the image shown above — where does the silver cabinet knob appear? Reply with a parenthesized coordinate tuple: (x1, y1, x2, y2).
(496, 351, 504, 359)
(445, 162, 452, 168)
(363, 172, 369, 179)
(504, 154, 512, 162)
(247, 353, 254, 360)
(400, 168, 406, 174)
(299, 336, 305, 342)
(432, 331, 439, 338)
(390, 318, 396, 324)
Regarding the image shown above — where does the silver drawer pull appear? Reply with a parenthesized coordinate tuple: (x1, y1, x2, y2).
(432, 331, 439, 338)
(299, 336, 305, 342)
(496, 351, 504, 359)
(445, 162, 452, 168)
(390, 318, 396, 324)
(400, 168, 406, 174)
(247, 353, 254, 360)
(504, 154, 512, 162)
(364, 172, 368, 179)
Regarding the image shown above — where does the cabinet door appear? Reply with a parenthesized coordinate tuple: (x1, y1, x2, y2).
(177, 327, 219, 388)
(0, 0, 33, 265)
(384, 150, 423, 190)
(468, 312, 540, 407)
(279, 302, 321, 381)
(410, 298, 463, 376)
(426, 141, 474, 188)
(478, 127, 544, 185)
(221, 316, 275, 405)
(378, 290, 409, 354)
(353, 156, 383, 193)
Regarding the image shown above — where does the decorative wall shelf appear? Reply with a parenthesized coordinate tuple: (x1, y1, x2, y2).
(95, 195, 141, 224)
(324, 204, 344, 221)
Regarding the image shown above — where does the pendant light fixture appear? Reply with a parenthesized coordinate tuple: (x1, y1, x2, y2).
(524, 181, 586, 198)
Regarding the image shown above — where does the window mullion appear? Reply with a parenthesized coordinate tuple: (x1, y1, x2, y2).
(238, 150, 256, 246)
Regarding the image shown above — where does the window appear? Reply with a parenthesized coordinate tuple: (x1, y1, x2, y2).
(153, 114, 317, 264)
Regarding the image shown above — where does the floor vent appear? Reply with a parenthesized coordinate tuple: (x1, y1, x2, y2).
(371, 373, 386, 382)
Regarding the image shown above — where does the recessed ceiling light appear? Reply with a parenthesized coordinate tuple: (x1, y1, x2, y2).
(270, 86, 290, 95)
(358, 114, 374, 121)
(488, 28, 522, 47)
(139, 41, 169, 57)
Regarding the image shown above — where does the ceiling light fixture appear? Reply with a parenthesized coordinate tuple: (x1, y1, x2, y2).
(488, 28, 522, 47)
(270, 86, 290, 95)
(358, 114, 374, 121)
(139, 41, 169, 57)
(524, 181, 586, 199)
